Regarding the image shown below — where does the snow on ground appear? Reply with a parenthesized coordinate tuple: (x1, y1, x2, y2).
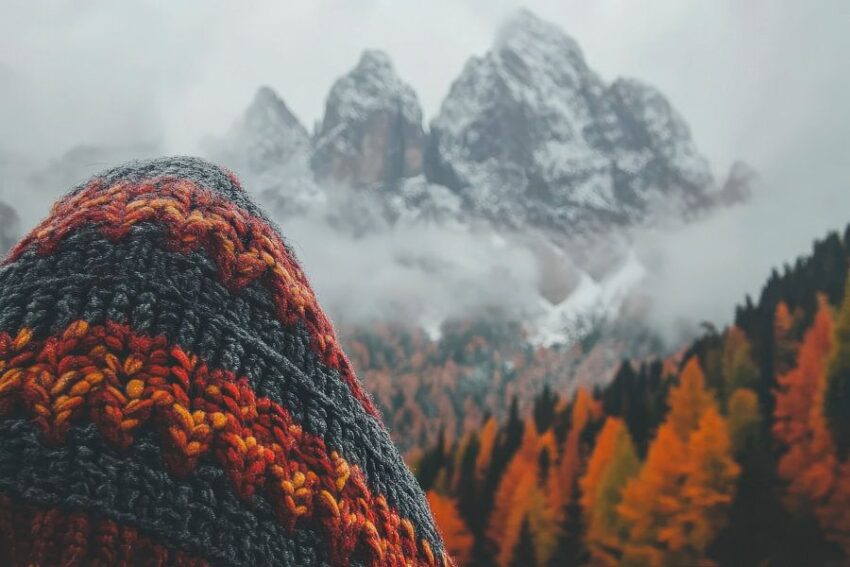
(533, 250, 647, 346)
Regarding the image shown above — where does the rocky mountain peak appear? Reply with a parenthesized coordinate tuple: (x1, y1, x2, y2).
(426, 10, 722, 235)
(606, 78, 713, 190)
(225, 86, 309, 174)
(251, 85, 305, 130)
(312, 49, 425, 188)
(324, 50, 421, 126)
(202, 85, 310, 181)
(494, 9, 589, 79)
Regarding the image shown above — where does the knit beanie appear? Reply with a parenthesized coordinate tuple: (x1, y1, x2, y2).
(0, 157, 449, 566)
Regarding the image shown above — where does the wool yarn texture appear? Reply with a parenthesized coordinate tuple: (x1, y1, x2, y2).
(0, 157, 449, 567)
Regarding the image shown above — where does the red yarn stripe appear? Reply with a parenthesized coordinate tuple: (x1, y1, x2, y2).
(0, 494, 208, 567)
(4, 177, 379, 419)
(0, 321, 451, 567)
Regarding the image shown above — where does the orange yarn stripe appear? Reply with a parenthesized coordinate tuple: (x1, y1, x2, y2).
(0, 321, 450, 567)
(5, 177, 378, 418)
(0, 494, 208, 567)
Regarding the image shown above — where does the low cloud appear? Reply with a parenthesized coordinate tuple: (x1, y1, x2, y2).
(280, 210, 541, 334)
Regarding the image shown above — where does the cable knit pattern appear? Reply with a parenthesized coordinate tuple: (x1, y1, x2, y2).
(0, 157, 448, 567)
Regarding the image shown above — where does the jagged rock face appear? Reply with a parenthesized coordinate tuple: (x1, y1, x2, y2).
(426, 9, 716, 233)
(0, 201, 19, 254)
(312, 50, 425, 188)
(204, 86, 323, 216)
(213, 86, 310, 175)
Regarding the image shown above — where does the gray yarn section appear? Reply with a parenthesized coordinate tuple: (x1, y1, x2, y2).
(65, 155, 282, 236)
(0, 225, 442, 552)
(0, 419, 330, 567)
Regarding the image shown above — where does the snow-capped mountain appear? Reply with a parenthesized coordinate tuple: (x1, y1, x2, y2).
(204, 9, 754, 346)
(426, 9, 725, 236)
(217, 85, 310, 175)
(312, 50, 426, 188)
(202, 87, 323, 217)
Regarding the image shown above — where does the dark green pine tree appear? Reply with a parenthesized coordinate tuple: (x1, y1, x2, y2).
(505, 395, 524, 452)
(533, 384, 558, 433)
(538, 446, 551, 485)
(601, 360, 667, 457)
(476, 397, 525, 567)
(548, 479, 587, 567)
(509, 518, 536, 567)
(456, 434, 481, 531)
(827, 273, 850, 458)
(708, 438, 842, 567)
(416, 426, 446, 491)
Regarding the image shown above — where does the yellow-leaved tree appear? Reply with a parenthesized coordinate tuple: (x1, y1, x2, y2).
(579, 417, 640, 566)
(617, 357, 739, 567)
(487, 420, 560, 567)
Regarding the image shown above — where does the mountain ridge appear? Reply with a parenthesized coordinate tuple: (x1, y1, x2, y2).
(212, 10, 749, 236)
(201, 9, 755, 347)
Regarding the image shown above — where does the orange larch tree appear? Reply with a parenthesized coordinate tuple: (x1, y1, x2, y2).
(826, 274, 850, 458)
(548, 387, 592, 523)
(580, 417, 622, 520)
(427, 490, 474, 566)
(487, 419, 559, 567)
(488, 419, 539, 556)
(617, 422, 689, 567)
(617, 357, 738, 566)
(667, 358, 714, 442)
(774, 300, 800, 375)
(677, 406, 740, 559)
(774, 296, 836, 510)
(475, 417, 498, 483)
(580, 417, 640, 566)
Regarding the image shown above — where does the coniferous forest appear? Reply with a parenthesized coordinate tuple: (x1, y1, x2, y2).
(404, 226, 850, 566)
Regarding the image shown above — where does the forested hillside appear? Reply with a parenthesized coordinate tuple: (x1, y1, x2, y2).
(411, 225, 850, 566)
(344, 319, 658, 454)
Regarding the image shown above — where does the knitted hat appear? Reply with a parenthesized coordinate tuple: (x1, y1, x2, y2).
(0, 157, 449, 566)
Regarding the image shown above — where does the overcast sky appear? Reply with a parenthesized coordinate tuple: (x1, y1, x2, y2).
(2, 1, 850, 329)
(1, 1, 846, 168)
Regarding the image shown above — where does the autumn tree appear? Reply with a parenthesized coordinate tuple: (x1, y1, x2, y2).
(475, 417, 498, 483)
(580, 417, 640, 566)
(667, 358, 714, 441)
(548, 387, 592, 521)
(488, 420, 559, 567)
(827, 274, 850, 457)
(774, 301, 800, 375)
(677, 406, 740, 557)
(816, 458, 850, 555)
(617, 423, 688, 567)
(720, 326, 759, 400)
(617, 357, 739, 566)
(581, 418, 622, 528)
(774, 296, 835, 508)
(773, 296, 850, 556)
(727, 388, 761, 455)
(428, 490, 474, 566)
(548, 387, 594, 564)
